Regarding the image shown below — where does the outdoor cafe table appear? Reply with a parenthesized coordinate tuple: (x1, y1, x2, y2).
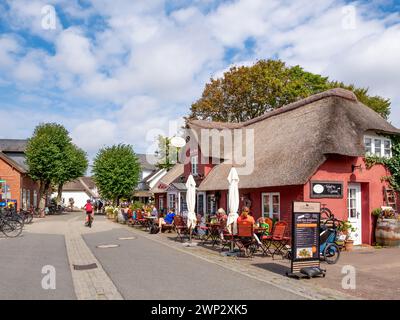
(144, 216, 157, 232)
(203, 223, 221, 246)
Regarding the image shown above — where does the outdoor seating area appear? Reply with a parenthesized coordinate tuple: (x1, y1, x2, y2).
(107, 201, 292, 261)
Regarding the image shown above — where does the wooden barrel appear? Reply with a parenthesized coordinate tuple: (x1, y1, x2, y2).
(375, 219, 400, 247)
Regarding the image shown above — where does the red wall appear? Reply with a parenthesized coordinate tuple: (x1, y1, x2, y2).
(0, 158, 39, 210)
(215, 185, 304, 233)
(303, 155, 391, 244)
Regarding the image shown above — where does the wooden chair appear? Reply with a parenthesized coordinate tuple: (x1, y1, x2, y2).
(235, 223, 256, 257)
(262, 221, 290, 259)
(174, 215, 189, 242)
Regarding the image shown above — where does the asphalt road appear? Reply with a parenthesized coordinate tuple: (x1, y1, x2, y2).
(0, 231, 75, 300)
(83, 228, 303, 300)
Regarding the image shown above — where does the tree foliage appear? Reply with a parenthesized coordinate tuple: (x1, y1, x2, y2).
(155, 135, 177, 171)
(25, 123, 89, 207)
(92, 144, 141, 204)
(188, 59, 391, 123)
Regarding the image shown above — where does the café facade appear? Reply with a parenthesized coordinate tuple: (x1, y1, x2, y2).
(178, 88, 399, 246)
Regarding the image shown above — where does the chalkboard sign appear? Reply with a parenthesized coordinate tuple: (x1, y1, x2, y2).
(310, 181, 343, 198)
(289, 202, 321, 275)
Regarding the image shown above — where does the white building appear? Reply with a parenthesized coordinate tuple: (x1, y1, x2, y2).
(54, 177, 98, 209)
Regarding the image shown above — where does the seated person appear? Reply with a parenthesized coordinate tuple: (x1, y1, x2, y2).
(157, 208, 176, 234)
(216, 208, 228, 239)
(236, 206, 259, 252)
(237, 206, 255, 226)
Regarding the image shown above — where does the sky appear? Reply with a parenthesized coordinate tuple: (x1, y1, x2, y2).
(0, 0, 399, 159)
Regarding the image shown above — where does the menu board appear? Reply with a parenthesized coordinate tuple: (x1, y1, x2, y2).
(310, 181, 343, 198)
(290, 202, 321, 273)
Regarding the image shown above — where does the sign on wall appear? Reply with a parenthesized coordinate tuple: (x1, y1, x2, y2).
(289, 201, 321, 275)
(310, 181, 343, 198)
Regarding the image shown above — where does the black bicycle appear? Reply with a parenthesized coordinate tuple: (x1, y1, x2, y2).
(0, 213, 23, 237)
(19, 210, 34, 224)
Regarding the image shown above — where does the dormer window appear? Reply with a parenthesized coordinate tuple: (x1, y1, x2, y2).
(364, 135, 392, 158)
(191, 156, 198, 176)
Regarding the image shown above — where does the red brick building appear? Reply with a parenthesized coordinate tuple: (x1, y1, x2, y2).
(181, 88, 399, 245)
(0, 139, 40, 210)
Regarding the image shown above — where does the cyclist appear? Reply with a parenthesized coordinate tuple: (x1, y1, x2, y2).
(84, 200, 94, 228)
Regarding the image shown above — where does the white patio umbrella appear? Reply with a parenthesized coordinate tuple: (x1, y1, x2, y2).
(186, 174, 197, 242)
(227, 167, 240, 236)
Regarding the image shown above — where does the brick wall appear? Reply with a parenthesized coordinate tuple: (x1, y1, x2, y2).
(0, 157, 39, 210)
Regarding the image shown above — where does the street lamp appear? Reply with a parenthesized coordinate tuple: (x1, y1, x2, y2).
(170, 136, 186, 163)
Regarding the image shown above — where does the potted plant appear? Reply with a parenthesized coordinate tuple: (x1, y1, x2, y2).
(338, 220, 356, 251)
(375, 207, 400, 247)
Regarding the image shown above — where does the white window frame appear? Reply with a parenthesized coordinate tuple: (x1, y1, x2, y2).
(159, 197, 164, 211)
(191, 156, 198, 176)
(364, 135, 392, 158)
(33, 190, 38, 208)
(261, 192, 280, 219)
(168, 193, 177, 212)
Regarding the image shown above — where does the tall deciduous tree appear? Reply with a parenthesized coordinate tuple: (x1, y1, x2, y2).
(155, 135, 177, 171)
(54, 143, 88, 203)
(188, 59, 391, 123)
(26, 123, 71, 211)
(92, 144, 141, 205)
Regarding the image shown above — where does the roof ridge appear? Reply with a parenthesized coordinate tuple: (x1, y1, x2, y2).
(189, 88, 357, 129)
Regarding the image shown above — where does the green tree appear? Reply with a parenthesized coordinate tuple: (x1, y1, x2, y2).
(54, 143, 88, 203)
(188, 59, 391, 123)
(155, 135, 177, 171)
(26, 123, 71, 211)
(92, 144, 141, 205)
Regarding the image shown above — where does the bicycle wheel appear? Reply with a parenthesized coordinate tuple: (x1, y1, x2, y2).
(323, 243, 340, 264)
(2, 220, 23, 237)
(25, 213, 34, 224)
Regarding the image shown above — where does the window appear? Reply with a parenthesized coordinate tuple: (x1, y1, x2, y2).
(197, 193, 205, 216)
(384, 140, 391, 157)
(191, 156, 198, 176)
(33, 190, 38, 208)
(364, 137, 372, 154)
(364, 135, 392, 158)
(27, 190, 31, 208)
(207, 194, 216, 216)
(262, 193, 280, 219)
(159, 197, 164, 211)
(168, 194, 176, 211)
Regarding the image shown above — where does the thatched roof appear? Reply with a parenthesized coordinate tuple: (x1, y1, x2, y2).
(151, 163, 184, 193)
(188, 88, 400, 191)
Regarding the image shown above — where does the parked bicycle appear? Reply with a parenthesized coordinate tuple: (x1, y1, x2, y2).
(19, 209, 34, 224)
(0, 211, 23, 237)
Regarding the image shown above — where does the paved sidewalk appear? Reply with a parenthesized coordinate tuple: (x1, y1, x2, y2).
(114, 220, 355, 300)
(64, 216, 123, 300)
(25, 213, 123, 300)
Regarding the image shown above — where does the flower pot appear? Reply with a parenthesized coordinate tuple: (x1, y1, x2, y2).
(345, 239, 354, 251)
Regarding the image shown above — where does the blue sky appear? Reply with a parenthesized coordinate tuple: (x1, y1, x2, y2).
(0, 0, 399, 158)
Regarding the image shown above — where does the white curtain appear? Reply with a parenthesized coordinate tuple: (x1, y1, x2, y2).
(186, 175, 197, 229)
(227, 167, 240, 235)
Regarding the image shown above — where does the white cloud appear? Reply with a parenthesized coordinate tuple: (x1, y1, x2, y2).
(71, 119, 117, 155)
(2, 0, 400, 155)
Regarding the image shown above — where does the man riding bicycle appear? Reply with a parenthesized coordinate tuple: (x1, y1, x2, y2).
(84, 200, 94, 228)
